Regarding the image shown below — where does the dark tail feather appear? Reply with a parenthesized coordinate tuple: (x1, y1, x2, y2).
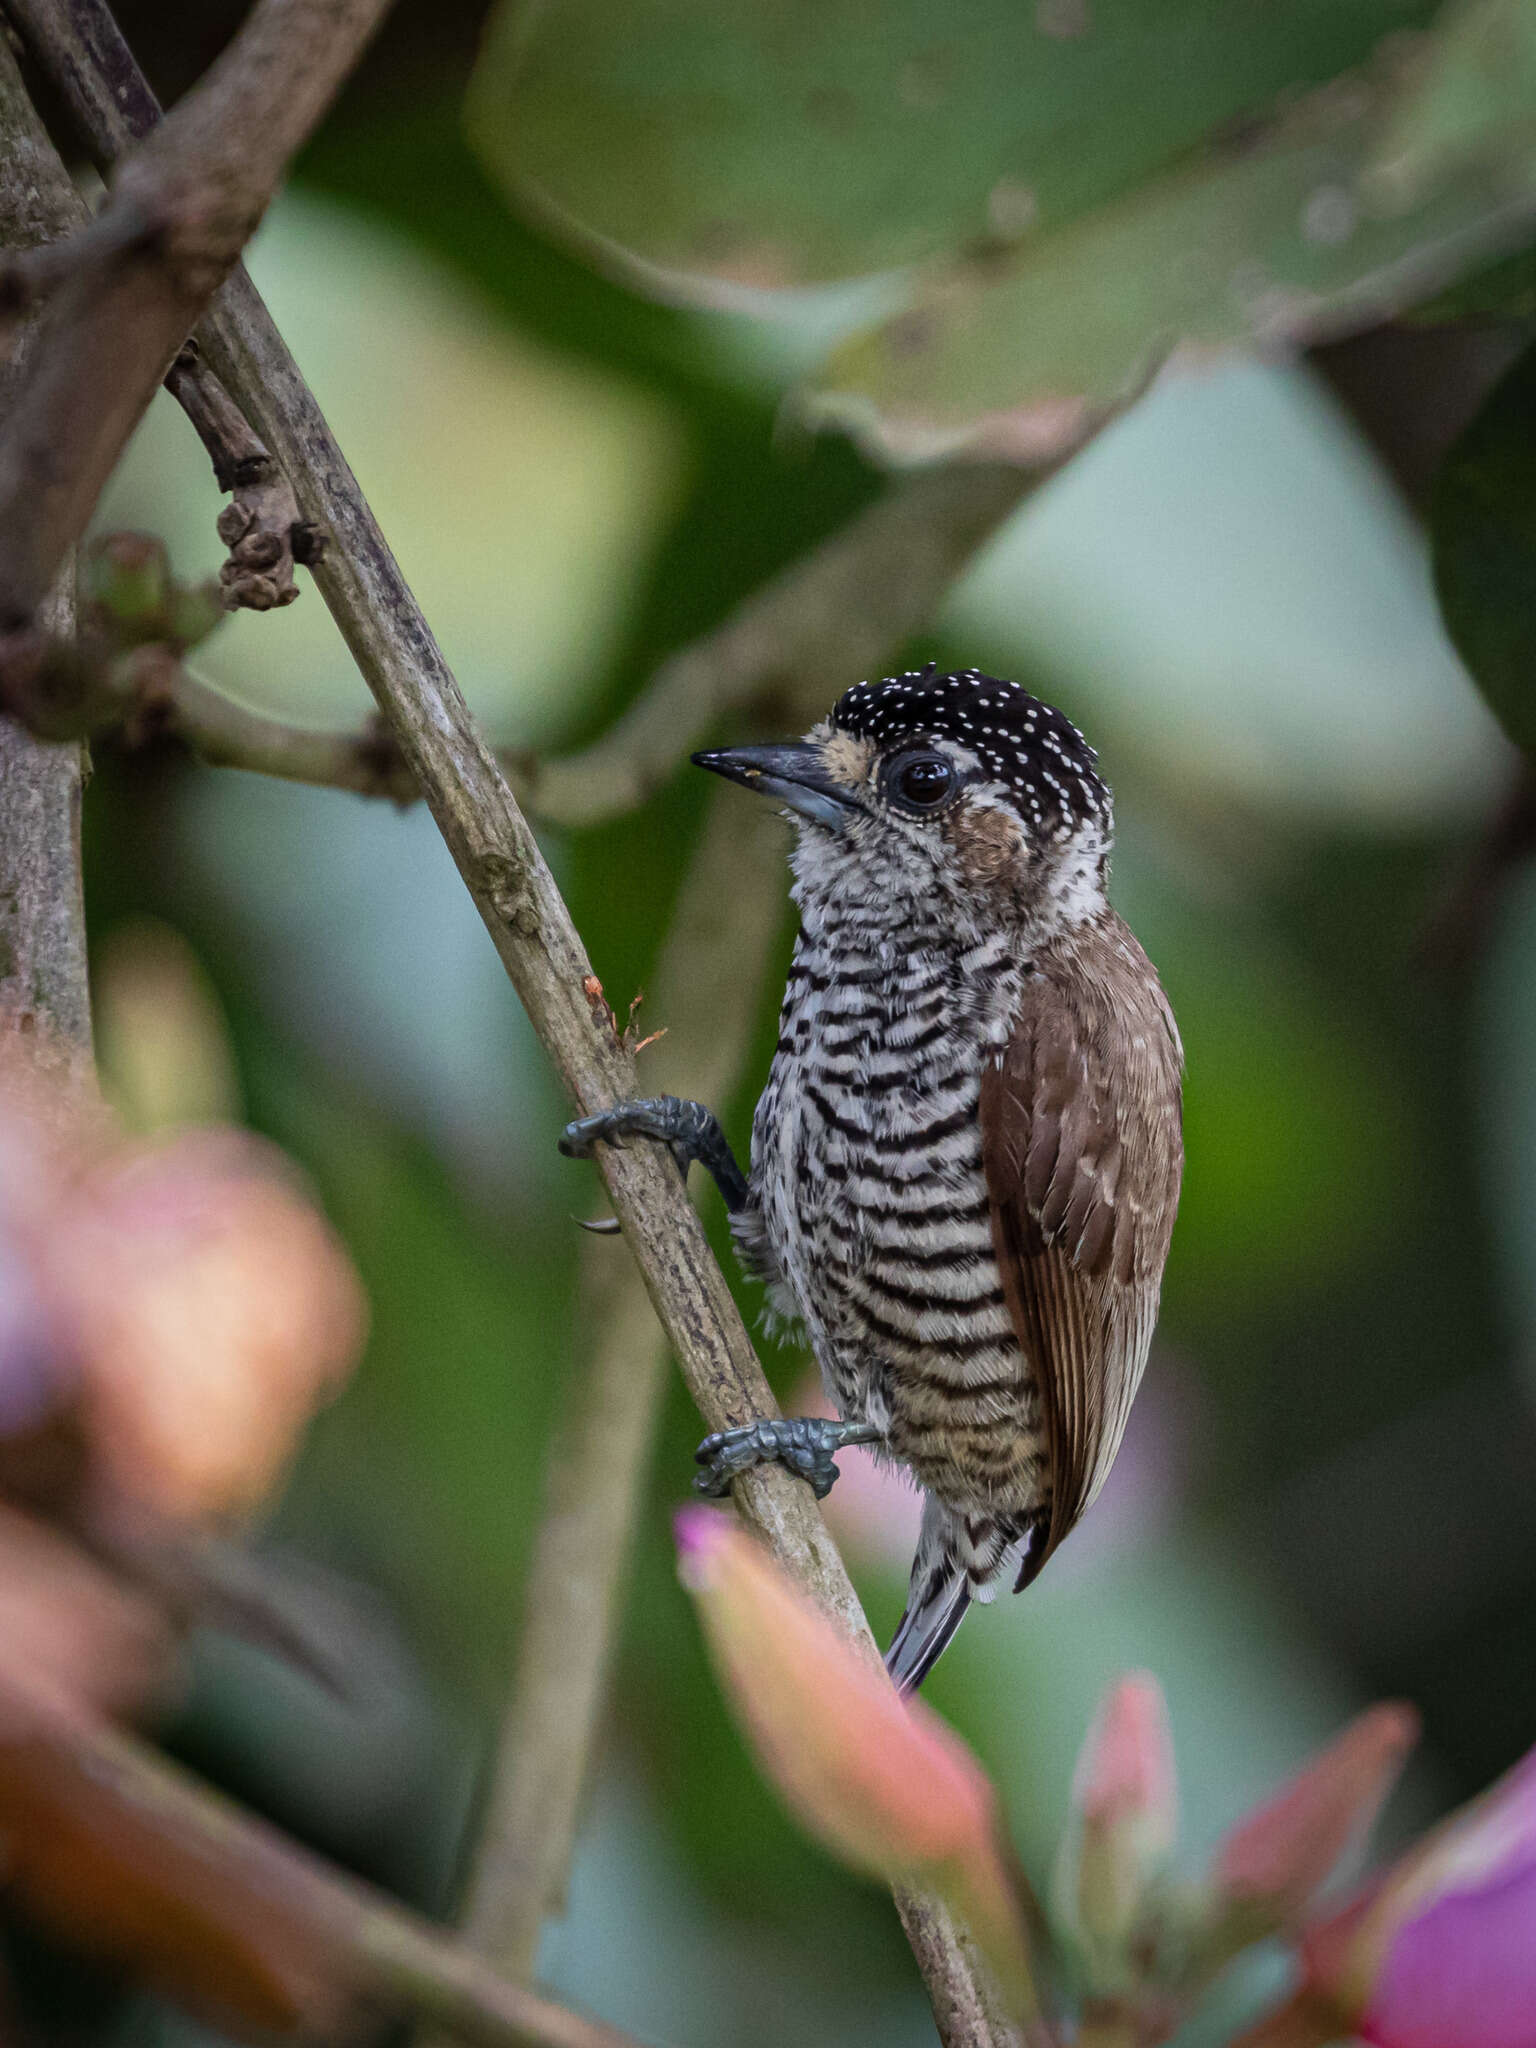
(884, 1571, 971, 1693)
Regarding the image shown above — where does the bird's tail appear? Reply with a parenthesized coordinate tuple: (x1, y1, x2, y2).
(883, 1499, 1047, 1693)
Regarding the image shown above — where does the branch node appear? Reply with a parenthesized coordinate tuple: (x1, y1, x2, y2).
(290, 518, 328, 567)
(346, 712, 416, 802)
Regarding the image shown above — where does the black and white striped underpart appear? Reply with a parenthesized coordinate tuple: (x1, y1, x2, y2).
(734, 862, 1050, 1689)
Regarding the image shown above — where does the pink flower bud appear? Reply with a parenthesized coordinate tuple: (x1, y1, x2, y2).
(1215, 1704, 1419, 1921)
(1297, 1741, 1536, 2048)
(1063, 1673, 1177, 1959)
(59, 1132, 367, 1522)
(674, 1506, 1037, 2017)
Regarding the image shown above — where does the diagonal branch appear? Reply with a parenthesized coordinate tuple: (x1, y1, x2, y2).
(0, 0, 390, 632)
(451, 790, 791, 1986)
(519, 460, 1033, 828)
(0, 1667, 653, 2048)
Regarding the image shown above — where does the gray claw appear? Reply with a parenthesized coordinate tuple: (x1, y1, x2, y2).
(576, 1214, 623, 1235)
(693, 1418, 846, 1500)
(558, 1113, 613, 1160)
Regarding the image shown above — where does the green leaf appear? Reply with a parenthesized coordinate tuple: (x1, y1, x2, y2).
(808, 25, 1536, 456)
(1409, 234, 1536, 319)
(1431, 337, 1536, 755)
(1369, 0, 1536, 206)
(467, 0, 1441, 291)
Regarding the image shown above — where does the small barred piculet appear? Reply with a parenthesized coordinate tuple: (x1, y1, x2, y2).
(562, 665, 1184, 1690)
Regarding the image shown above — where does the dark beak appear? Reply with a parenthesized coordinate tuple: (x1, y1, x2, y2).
(691, 743, 859, 830)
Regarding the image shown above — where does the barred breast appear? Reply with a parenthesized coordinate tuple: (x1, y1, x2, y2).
(746, 917, 1047, 1517)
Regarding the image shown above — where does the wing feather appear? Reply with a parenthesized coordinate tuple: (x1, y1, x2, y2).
(981, 913, 1183, 1563)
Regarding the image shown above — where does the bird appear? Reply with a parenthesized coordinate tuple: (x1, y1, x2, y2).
(560, 665, 1183, 1690)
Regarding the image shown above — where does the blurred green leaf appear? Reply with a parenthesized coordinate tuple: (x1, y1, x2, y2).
(810, 25, 1536, 456)
(1369, 0, 1536, 205)
(1409, 234, 1536, 317)
(1431, 337, 1536, 754)
(468, 0, 1439, 291)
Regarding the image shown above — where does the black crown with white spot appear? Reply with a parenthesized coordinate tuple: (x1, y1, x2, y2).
(830, 666, 1111, 844)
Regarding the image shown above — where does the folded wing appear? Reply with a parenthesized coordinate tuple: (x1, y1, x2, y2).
(979, 917, 1183, 1568)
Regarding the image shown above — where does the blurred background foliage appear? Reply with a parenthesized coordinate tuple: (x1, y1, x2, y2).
(30, 0, 1536, 2041)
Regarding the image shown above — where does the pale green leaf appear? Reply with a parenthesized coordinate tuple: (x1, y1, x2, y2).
(808, 35, 1536, 456)
(468, 0, 1441, 291)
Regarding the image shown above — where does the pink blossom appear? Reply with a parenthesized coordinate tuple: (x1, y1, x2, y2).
(1065, 1673, 1178, 1956)
(1215, 1703, 1419, 1921)
(674, 1506, 1037, 2018)
(1302, 1743, 1536, 2048)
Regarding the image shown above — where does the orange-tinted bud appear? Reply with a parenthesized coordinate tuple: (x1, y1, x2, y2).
(675, 1507, 1037, 2018)
(1214, 1704, 1419, 1922)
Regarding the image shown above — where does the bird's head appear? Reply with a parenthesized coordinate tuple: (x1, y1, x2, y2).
(693, 666, 1113, 944)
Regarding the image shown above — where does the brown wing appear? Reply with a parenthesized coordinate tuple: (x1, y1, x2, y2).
(980, 913, 1183, 1568)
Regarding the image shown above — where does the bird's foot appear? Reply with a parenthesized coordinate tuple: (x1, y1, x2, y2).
(694, 1416, 883, 1501)
(559, 1095, 749, 1228)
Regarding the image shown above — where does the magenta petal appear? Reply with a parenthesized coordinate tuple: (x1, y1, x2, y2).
(1363, 1850, 1536, 2048)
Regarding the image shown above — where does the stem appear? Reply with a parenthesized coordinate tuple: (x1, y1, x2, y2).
(451, 789, 790, 1983)
(164, 342, 322, 611)
(0, 1669, 651, 2048)
(0, 33, 91, 1072)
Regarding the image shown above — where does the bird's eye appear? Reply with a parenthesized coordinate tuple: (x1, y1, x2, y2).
(888, 750, 956, 814)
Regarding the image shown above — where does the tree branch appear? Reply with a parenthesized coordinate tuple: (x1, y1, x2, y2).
(0, 1668, 653, 2048)
(0, 32, 91, 1073)
(0, 452, 1031, 817)
(13, 5, 1037, 2035)
(450, 790, 791, 1985)
(0, 0, 389, 632)
(0, 643, 426, 798)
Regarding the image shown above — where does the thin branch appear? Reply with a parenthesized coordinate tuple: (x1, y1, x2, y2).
(0, 0, 390, 631)
(451, 790, 792, 1984)
(158, 673, 416, 792)
(0, 32, 91, 1073)
(164, 342, 326, 612)
(0, 1668, 653, 2048)
(0, 637, 423, 795)
(15, 7, 1042, 2036)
